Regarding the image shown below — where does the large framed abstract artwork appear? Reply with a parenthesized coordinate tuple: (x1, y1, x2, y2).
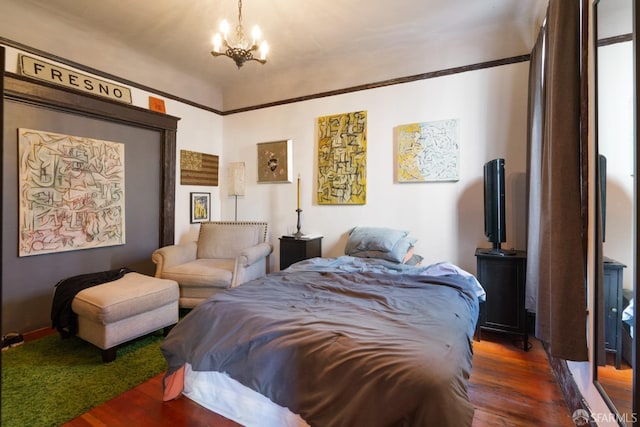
(18, 128, 126, 257)
(317, 111, 367, 205)
(257, 139, 293, 183)
(396, 119, 460, 182)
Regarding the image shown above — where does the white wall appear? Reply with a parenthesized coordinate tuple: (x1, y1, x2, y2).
(222, 62, 530, 274)
(167, 100, 223, 244)
(2, 42, 530, 276)
(598, 41, 634, 291)
(2, 41, 531, 330)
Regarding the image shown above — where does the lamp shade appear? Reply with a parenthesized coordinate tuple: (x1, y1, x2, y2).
(228, 162, 246, 196)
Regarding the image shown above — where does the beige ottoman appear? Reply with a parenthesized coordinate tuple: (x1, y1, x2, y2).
(71, 272, 179, 362)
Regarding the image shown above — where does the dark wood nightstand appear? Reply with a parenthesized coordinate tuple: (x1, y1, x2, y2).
(279, 236, 322, 270)
(475, 248, 528, 350)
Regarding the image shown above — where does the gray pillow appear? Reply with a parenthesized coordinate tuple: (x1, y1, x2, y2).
(350, 236, 417, 263)
(404, 253, 424, 266)
(345, 226, 409, 255)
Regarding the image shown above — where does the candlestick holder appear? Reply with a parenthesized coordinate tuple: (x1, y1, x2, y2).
(293, 208, 303, 239)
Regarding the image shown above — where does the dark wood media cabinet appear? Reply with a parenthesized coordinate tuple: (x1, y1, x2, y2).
(475, 248, 528, 351)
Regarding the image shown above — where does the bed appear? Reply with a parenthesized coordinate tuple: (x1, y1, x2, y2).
(160, 254, 483, 427)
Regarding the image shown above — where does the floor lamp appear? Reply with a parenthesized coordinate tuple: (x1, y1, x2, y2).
(228, 162, 245, 221)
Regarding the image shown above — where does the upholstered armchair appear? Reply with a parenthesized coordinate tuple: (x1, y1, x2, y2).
(152, 221, 272, 308)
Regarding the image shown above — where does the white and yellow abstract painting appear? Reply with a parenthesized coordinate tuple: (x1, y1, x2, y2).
(396, 119, 460, 182)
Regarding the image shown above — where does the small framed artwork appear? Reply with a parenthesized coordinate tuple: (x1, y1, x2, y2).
(257, 139, 293, 183)
(190, 192, 211, 223)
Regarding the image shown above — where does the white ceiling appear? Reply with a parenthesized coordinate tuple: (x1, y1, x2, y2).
(1, 0, 547, 111)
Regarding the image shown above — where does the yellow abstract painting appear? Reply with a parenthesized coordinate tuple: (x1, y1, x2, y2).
(317, 111, 367, 205)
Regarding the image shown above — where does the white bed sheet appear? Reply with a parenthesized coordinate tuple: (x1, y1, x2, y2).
(183, 363, 310, 427)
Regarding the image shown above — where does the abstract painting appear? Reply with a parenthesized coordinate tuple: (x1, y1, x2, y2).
(396, 119, 460, 182)
(317, 111, 367, 205)
(257, 140, 293, 183)
(190, 192, 211, 223)
(18, 128, 125, 256)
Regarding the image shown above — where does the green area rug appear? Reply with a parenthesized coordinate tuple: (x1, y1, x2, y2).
(1, 331, 167, 427)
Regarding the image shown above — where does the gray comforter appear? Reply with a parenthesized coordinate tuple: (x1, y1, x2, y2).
(161, 259, 480, 427)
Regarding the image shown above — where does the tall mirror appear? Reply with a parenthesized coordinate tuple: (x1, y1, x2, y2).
(594, 0, 636, 424)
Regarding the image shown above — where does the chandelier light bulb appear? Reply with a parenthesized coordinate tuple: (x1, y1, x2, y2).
(220, 19, 229, 39)
(209, 0, 267, 68)
(259, 41, 269, 61)
(251, 25, 262, 43)
(212, 33, 222, 53)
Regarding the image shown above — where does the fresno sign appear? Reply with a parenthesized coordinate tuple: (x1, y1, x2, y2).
(19, 54, 132, 104)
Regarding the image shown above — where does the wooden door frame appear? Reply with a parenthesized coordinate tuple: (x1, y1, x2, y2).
(3, 72, 178, 247)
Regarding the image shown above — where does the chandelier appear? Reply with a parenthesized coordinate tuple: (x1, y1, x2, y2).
(211, 0, 269, 69)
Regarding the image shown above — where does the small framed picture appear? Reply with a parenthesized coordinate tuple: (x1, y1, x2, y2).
(190, 192, 211, 223)
(257, 139, 293, 183)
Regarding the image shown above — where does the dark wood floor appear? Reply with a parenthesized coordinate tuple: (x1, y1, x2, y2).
(469, 332, 575, 426)
(598, 355, 633, 420)
(62, 331, 575, 427)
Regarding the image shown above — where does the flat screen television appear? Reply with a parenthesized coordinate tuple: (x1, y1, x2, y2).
(599, 154, 607, 242)
(481, 158, 515, 255)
